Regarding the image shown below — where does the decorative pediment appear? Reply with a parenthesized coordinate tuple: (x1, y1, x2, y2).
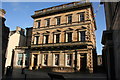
(64, 28, 73, 32)
(53, 29, 61, 33)
(75, 26, 87, 31)
(42, 31, 50, 35)
(33, 32, 40, 36)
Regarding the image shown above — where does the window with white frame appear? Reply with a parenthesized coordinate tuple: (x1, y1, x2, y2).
(54, 34, 60, 43)
(55, 54, 59, 65)
(17, 53, 23, 66)
(66, 54, 72, 66)
(43, 54, 48, 65)
(43, 35, 49, 44)
(79, 12, 85, 22)
(66, 32, 72, 42)
(78, 31, 86, 41)
(34, 36, 39, 44)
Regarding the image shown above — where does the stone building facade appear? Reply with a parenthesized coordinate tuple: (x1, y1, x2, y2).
(5, 27, 25, 68)
(15, 2, 97, 73)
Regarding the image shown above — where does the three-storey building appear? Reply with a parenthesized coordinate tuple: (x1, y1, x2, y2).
(15, 2, 97, 73)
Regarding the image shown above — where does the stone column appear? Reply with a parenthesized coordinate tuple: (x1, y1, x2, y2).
(77, 53, 80, 70)
(72, 52, 75, 67)
(60, 31, 65, 43)
(49, 33, 53, 43)
(13, 50, 18, 67)
(64, 53, 67, 67)
(59, 51, 64, 66)
(40, 34, 43, 44)
(89, 49, 93, 73)
(87, 52, 90, 70)
(22, 53, 25, 68)
(36, 54, 39, 69)
(48, 51, 52, 66)
(73, 30, 78, 42)
(29, 53, 33, 70)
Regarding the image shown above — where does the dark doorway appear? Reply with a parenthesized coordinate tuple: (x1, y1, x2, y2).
(33, 54, 38, 70)
(80, 53, 87, 71)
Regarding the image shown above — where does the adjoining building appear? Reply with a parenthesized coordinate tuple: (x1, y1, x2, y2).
(5, 27, 25, 68)
(101, 2, 120, 80)
(15, 2, 97, 73)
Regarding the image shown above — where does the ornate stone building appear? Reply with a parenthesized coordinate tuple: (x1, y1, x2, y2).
(15, 2, 97, 73)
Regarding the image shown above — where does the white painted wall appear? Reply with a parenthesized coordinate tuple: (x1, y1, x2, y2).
(5, 30, 25, 67)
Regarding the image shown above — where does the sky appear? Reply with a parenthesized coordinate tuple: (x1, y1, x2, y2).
(2, 2, 106, 55)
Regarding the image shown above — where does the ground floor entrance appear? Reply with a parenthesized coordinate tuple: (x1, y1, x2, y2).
(80, 53, 87, 71)
(28, 50, 94, 73)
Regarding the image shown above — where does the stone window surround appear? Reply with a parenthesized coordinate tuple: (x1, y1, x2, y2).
(66, 14, 72, 24)
(45, 18, 50, 27)
(55, 16, 61, 25)
(36, 20, 41, 28)
(77, 30, 86, 42)
(43, 54, 48, 66)
(53, 54, 60, 66)
(77, 12, 85, 22)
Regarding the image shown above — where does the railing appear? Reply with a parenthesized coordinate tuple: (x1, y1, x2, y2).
(35, 1, 88, 14)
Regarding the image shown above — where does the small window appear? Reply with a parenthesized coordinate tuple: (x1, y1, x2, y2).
(55, 54, 59, 65)
(67, 15, 72, 24)
(79, 12, 85, 22)
(56, 17, 61, 25)
(43, 35, 49, 44)
(66, 32, 72, 42)
(78, 31, 85, 41)
(45, 19, 50, 27)
(43, 54, 48, 65)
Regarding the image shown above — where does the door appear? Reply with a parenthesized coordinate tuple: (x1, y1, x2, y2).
(33, 54, 38, 69)
(80, 54, 87, 71)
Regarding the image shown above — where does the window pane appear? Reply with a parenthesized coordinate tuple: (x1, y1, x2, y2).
(35, 36, 39, 44)
(56, 34, 60, 43)
(68, 15, 72, 24)
(17, 53, 23, 66)
(67, 54, 72, 66)
(44, 54, 48, 65)
(79, 31, 85, 41)
(55, 54, 59, 65)
(46, 19, 50, 27)
(56, 17, 60, 25)
(38, 21, 40, 28)
(80, 13, 85, 21)
(68, 32, 72, 42)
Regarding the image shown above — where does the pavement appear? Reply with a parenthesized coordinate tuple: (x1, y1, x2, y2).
(2, 68, 107, 80)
